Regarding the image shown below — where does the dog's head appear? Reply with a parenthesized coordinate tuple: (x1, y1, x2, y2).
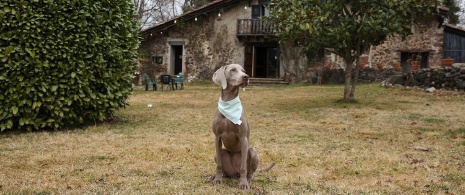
(212, 64, 249, 89)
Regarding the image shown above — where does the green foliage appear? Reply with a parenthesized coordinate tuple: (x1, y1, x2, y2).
(0, 0, 140, 131)
(270, 0, 436, 63)
(441, 0, 462, 25)
(268, 0, 437, 99)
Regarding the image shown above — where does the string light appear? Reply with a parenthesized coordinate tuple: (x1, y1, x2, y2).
(218, 13, 221, 17)
(195, 17, 197, 21)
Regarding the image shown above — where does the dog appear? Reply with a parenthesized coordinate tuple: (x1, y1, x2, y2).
(211, 64, 274, 189)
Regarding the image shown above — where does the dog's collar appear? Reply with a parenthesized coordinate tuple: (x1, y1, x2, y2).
(218, 96, 242, 125)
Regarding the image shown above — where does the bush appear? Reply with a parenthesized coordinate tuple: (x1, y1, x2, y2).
(0, 0, 140, 131)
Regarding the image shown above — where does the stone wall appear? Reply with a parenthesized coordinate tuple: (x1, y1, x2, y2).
(367, 16, 445, 68)
(413, 64, 465, 90)
(312, 68, 396, 84)
(383, 64, 465, 92)
(138, 4, 249, 82)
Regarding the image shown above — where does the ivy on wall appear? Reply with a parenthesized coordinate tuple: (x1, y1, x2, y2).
(0, 0, 140, 131)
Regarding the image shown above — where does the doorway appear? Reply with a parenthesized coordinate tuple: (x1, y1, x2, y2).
(172, 45, 183, 75)
(244, 45, 279, 78)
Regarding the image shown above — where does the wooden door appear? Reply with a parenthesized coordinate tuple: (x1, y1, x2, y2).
(244, 46, 253, 77)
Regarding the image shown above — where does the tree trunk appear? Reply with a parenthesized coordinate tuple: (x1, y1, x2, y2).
(343, 59, 354, 99)
(349, 57, 360, 99)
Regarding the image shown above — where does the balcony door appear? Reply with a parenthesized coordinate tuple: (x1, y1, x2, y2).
(252, 1, 272, 19)
(244, 45, 279, 78)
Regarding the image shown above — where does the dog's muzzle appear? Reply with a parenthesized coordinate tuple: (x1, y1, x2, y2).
(242, 75, 249, 87)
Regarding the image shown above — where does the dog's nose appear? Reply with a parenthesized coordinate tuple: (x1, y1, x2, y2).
(243, 75, 249, 80)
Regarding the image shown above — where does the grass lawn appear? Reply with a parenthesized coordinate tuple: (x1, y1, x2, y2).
(1, 83, 464, 194)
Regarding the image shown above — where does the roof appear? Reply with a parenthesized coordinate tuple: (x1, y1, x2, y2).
(445, 24, 465, 37)
(140, 0, 242, 39)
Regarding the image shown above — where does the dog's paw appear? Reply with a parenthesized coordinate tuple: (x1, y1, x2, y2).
(212, 175, 222, 186)
(239, 178, 249, 190)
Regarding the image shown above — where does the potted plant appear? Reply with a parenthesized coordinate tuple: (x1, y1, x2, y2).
(408, 54, 421, 71)
(376, 63, 384, 69)
(442, 57, 454, 67)
(410, 62, 420, 71)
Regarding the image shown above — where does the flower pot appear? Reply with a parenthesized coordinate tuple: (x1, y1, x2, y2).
(442, 58, 454, 67)
(411, 64, 420, 71)
(324, 61, 331, 69)
(376, 63, 384, 69)
(359, 63, 365, 69)
(393, 62, 401, 71)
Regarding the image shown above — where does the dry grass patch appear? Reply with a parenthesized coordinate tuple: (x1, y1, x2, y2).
(1, 83, 465, 194)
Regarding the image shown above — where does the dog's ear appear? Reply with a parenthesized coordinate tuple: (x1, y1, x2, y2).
(212, 66, 227, 89)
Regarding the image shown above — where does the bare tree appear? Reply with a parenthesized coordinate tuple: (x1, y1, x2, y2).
(181, 0, 214, 12)
(458, 0, 465, 26)
(132, 0, 184, 30)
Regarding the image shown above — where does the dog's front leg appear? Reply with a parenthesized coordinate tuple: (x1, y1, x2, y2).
(212, 136, 223, 185)
(239, 137, 249, 189)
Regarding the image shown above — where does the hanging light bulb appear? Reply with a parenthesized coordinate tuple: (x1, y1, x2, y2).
(195, 17, 197, 21)
(218, 13, 221, 17)
(160, 31, 163, 35)
(244, 6, 247, 10)
(174, 20, 177, 24)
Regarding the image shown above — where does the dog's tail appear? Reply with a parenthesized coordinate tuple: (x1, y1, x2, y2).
(257, 162, 276, 173)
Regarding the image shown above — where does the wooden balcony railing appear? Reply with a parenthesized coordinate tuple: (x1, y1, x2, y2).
(237, 19, 276, 36)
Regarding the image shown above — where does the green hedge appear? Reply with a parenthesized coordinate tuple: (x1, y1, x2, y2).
(0, 0, 140, 131)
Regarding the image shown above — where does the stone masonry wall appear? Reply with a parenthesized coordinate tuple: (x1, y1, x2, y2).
(382, 64, 465, 92)
(313, 68, 396, 84)
(138, 4, 249, 82)
(367, 16, 445, 68)
(413, 65, 465, 90)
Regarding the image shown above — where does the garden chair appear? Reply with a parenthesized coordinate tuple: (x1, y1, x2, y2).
(144, 75, 157, 91)
(160, 74, 173, 91)
(174, 73, 184, 90)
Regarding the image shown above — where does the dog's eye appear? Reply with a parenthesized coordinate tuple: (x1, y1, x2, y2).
(231, 68, 237, 72)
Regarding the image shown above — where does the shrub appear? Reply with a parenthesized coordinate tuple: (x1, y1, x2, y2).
(0, 0, 140, 131)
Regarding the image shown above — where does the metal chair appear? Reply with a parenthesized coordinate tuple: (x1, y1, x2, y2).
(174, 73, 184, 90)
(160, 75, 173, 91)
(144, 75, 157, 91)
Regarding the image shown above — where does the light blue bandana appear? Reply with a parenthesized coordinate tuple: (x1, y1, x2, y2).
(218, 97, 243, 125)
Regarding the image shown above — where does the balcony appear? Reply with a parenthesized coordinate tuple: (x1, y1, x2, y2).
(236, 19, 276, 37)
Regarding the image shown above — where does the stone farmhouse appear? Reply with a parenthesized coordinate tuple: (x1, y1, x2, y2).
(138, 0, 465, 84)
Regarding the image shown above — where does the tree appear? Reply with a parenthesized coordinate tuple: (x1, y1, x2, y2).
(270, 0, 438, 99)
(442, 0, 462, 25)
(460, 0, 465, 26)
(0, 0, 139, 131)
(181, 0, 215, 12)
(133, 0, 184, 30)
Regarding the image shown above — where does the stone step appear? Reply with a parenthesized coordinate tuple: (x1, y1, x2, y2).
(249, 78, 289, 85)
